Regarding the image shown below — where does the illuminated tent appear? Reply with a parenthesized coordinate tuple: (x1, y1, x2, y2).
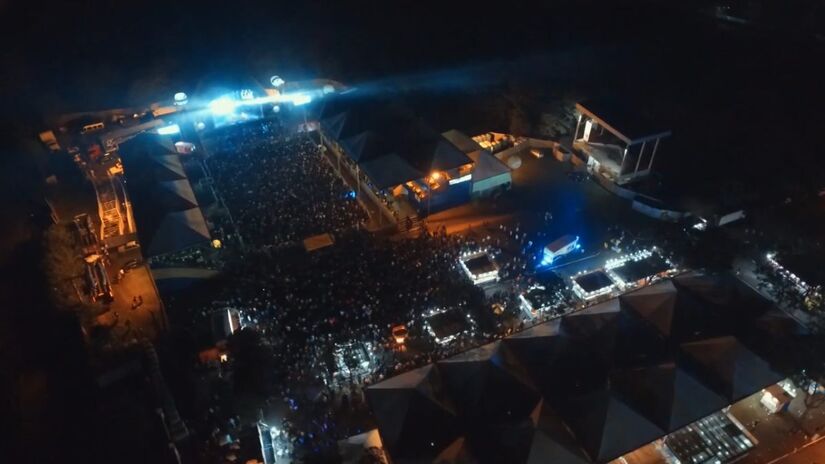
(441, 129, 512, 195)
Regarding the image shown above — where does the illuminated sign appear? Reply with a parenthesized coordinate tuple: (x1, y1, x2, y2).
(448, 174, 472, 185)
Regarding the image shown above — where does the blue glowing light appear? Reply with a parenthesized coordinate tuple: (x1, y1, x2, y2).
(291, 93, 313, 106)
(538, 235, 582, 268)
(157, 124, 181, 135)
(345, 190, 357, 199)
(209, 97, 236, 115)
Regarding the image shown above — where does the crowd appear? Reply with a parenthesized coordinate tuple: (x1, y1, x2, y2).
(204, 121, 367, 248)
(172, 226, 490, 454)
(176, 119, 558, 459)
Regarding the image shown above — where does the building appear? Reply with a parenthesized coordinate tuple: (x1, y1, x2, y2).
(118, 133, 211, 257)
(573, 100, 671, 184)
(442, 130, 512, 198)
(542, 235, 581, 265)
(317, 91, 477, 219)
(366, 272, 806, 463)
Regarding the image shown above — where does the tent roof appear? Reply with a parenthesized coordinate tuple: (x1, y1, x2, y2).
(466, 149, 511, 182)
(359, 153, 424, 189)
(119, 134, 210, 257)
(528, 402, 591, 464)
(367, 275, 801, 463)
(144, 208, 210, 257)
(318, 90, 472, 185)
(620, 280, 678, 335)
(442, 129, 484, 154)
(562, 389, 664, 462)
(681, 336, 783, 401)
(366, 365, 461, 461)
(156, 179, 199, 210)
(611, 363, 727, 431)
(340, 130, 391, 163)
(118, 132, 178, 158)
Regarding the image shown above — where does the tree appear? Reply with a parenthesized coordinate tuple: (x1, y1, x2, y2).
(508, 106, 532, 137)
(42, 222, 85, 310)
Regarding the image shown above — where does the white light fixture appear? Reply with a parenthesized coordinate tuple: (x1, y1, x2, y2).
(157, 124, 181, 135)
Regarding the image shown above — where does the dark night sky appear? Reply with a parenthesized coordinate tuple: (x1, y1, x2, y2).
(0, 0, 644, 118)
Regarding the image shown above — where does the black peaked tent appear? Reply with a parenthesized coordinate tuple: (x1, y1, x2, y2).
(680, 336, 783, 402)
(119, 133, 210, 257)
(366, 365, 461, 463)
(611, 363, 727, 431)
(367, 275, 803, 464)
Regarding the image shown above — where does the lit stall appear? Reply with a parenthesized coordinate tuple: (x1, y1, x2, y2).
(571, 270, 615, 301)
(604, 248, 677, 290)
(519, 284, 566, 319)
(459, 249, 500, 285)
(423, 307, 475, 345)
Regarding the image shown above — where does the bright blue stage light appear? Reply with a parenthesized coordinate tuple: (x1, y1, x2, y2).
(209, 97, 236, 115)
(291, 93, 312, 106)
(539, 250, 554, 266)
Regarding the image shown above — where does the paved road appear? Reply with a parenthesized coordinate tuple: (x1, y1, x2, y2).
(100, 250, 165, 342)
(773, 436, 825, 464)
(733, 255, 812, 327)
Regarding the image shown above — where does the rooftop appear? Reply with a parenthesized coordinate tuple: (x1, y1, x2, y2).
(611, 253, 671, 284)
(463, 254, 497, 276)
(319, 91, 472, 187)
(577, 100, 671, 145)
(366, 272, 806, 463)
(574, 270, 614, 293)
